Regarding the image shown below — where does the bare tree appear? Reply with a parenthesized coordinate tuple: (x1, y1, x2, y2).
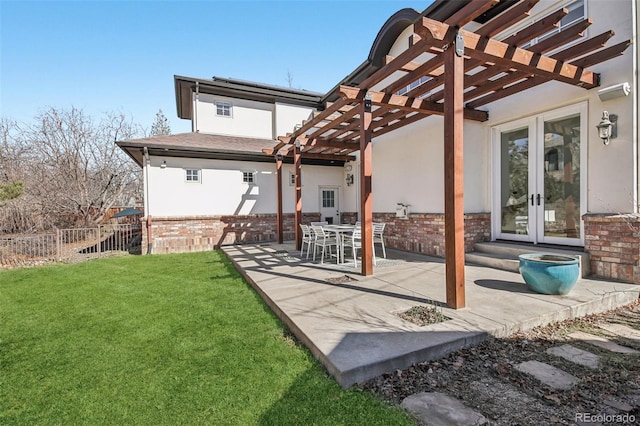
(150, 109, 171, 136)
(286, 70, 294, 88)
(0, 107, 144, 232)
(0, 118, 25, 202)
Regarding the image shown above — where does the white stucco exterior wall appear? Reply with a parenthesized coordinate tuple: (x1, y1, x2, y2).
(275, 103, 316, 138)
(193, 93, 273, 138)
(192, 95, 317, 141)
(144, 155, 344, 217)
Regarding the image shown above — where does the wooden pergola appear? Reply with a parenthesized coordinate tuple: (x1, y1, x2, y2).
(263, 0, 631, 309)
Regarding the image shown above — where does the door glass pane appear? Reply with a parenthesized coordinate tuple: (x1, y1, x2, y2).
(500, 128, 529, 235)
(322, 190, 334, 208)
(543, 114, 580, 239)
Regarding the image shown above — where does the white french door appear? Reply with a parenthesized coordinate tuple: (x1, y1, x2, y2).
(319, 187, 340, 225)
(492, 103, 586, 246)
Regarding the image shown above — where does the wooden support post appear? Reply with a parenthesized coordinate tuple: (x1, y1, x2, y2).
(360, 94, 374, 276)
(294, 141, 303, 251)
(275, 154, 284, 244)
(444, 33, 466, 309)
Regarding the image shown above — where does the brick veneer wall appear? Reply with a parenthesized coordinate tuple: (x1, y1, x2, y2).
(143, 213, 320, 254)
(583, 213, 640, 284)
(143, 211, 491, 256)
(341, 212, 491, 257)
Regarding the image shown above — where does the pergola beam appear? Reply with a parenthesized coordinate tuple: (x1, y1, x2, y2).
(304, 139, 359, 151)
(466, 32, 626, 108)
(444, 0, 499, 27)
(475, 0, 540, 38)
(340, 86, 488, 122)
(501, 7, 567, 46)
(414, 17, 598, 89)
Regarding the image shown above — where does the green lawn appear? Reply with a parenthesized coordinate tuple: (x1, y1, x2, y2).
(0, 251, 413, 425)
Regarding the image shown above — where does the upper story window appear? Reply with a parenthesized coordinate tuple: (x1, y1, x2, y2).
(216, 101, 232, 117)
(520, 0, 585, 49)
(242, 171, 255, 184)
(185, 169, 200, 183)
(397, 75, 431, 97)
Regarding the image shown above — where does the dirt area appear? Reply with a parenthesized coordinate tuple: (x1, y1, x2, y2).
(360, 300, 640, 425)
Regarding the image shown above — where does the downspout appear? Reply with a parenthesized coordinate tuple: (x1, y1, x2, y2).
(143, 147, 153, 254)
(194, 81, 199, 133)
(634, 0, 639, 213)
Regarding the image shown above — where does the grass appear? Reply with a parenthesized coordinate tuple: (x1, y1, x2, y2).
(0, 251, 413, 425)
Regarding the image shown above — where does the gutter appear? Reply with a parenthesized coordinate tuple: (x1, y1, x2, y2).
(634, 0, 639, 213)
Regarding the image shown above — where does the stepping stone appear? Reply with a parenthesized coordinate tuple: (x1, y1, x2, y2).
(604, 398, 634, 412)
(515, 360, 578, 390)
(597, 323, 640, 342)
(568, 331, 639, 354)
(401, 392, 487, 426)
(546, 344, 600, 369)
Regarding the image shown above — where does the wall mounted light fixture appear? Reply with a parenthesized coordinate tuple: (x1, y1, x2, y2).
(160, 160, 167, 169)
(596, 111, 618, 145)
(345, 173, 354, 186)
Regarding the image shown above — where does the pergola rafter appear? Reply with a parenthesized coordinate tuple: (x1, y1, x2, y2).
(268, 0, 632, 309)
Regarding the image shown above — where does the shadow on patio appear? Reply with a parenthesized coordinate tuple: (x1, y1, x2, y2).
(223, 242, 640, 388)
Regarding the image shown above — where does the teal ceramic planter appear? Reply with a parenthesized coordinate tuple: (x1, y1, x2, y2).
(518, 253, 580, 295)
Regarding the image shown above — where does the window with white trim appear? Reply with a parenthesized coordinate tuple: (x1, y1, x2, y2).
(216, 101, 232, 117)
(185, 169, 200, 183)
(242, 171, 255, 184)
(396, 75, 431, 97)
(520, 0, 585, 49)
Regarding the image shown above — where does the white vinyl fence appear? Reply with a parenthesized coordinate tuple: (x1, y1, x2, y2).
(0, 224, 142, 269)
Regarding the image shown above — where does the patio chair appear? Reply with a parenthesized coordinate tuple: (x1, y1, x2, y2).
(299, 224, 314, 259)
(373, 222, 387, 258)
(342, 227, 377, 267)
(310, 225, 337, 264)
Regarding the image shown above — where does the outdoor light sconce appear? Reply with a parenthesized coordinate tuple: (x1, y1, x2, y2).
(346, 173, 354, 186)
(596, 111, 618, 145)
(160, 160, 167, 169)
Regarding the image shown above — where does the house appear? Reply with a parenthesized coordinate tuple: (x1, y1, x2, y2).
(117, 0, 639, 290)
(117, 78, 349, 253)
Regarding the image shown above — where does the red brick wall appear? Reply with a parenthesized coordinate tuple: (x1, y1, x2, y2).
(583, 214, 640, 284)
(340, 212, 491, 257)
(142, 212, 491, 257)
(142, 213, 320, 254)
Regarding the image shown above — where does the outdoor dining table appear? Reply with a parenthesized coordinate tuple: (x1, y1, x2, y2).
(321, 224, 355, 264)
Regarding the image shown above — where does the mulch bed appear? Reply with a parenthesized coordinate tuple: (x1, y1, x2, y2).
(360, 300, 640, 425)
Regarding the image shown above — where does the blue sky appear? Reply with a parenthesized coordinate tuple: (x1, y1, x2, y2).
(1, 1, 431, 134)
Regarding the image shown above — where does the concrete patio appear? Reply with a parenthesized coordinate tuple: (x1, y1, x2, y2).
(222, 243, 640, 389)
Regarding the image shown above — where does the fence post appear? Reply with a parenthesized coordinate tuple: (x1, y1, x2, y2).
(97, 226, 101, 258)
(56, 228, 61, 261)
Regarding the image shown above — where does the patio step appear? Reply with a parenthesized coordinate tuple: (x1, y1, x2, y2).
(465, 242, 590, 278)
(465, 251, 520, 273)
